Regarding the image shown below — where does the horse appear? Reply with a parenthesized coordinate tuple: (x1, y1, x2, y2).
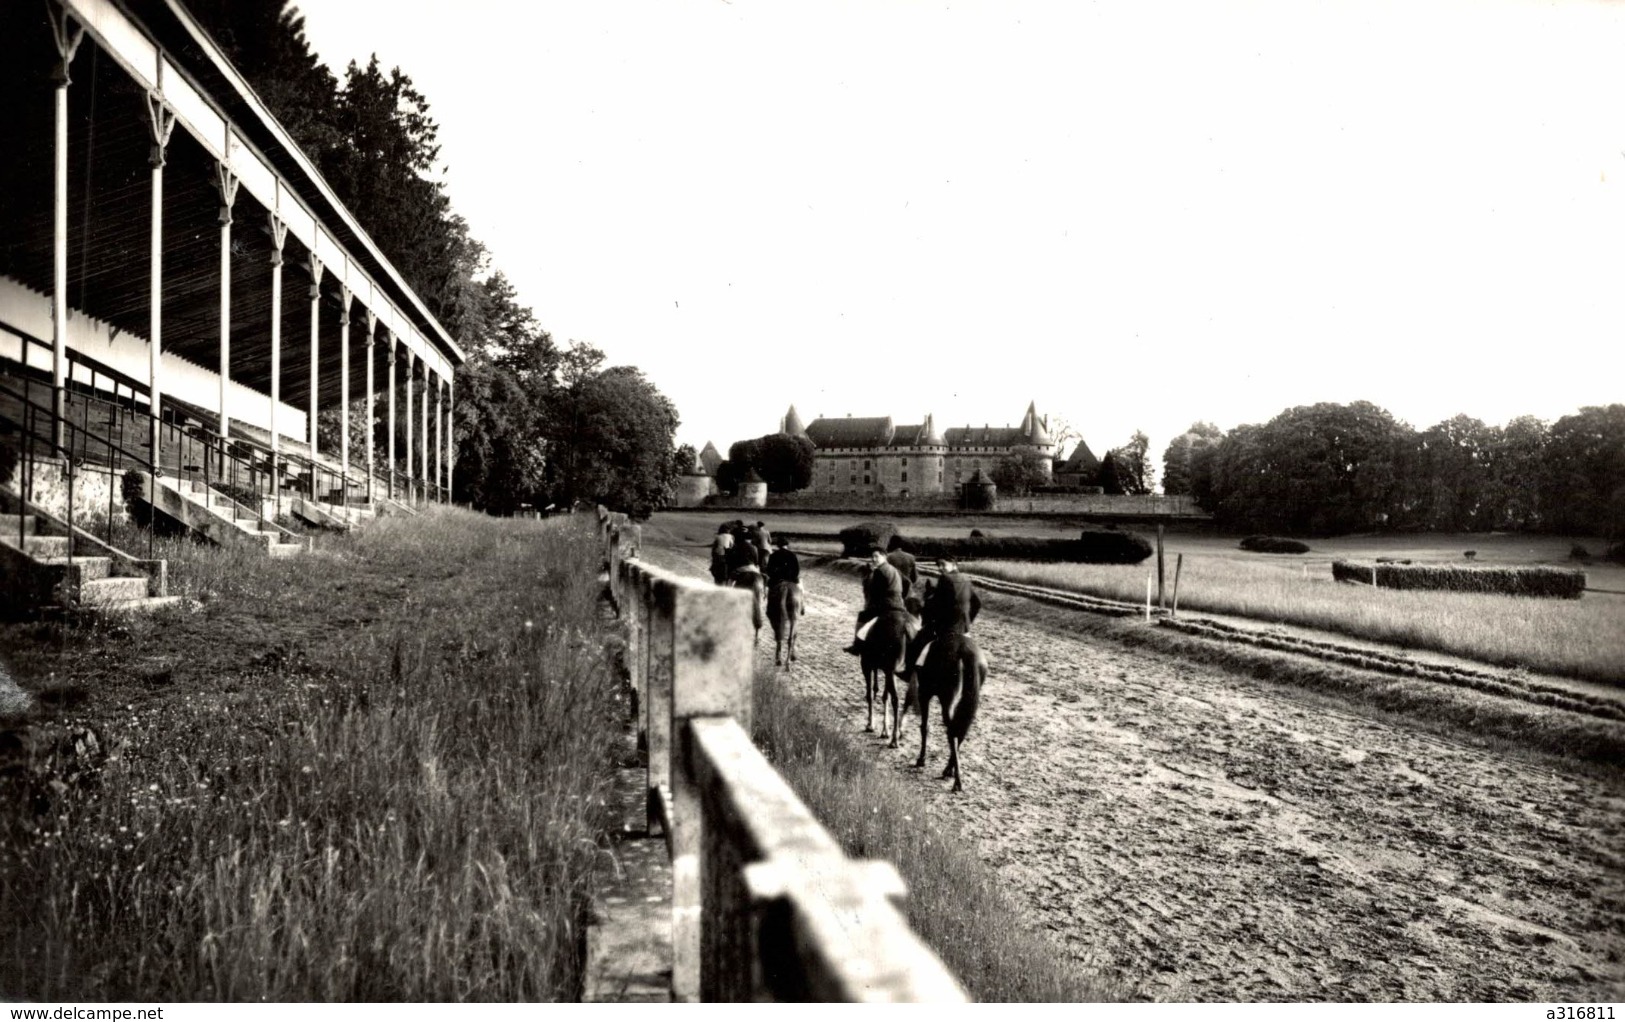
(913, 631, 986, 793)
(859, 608, 912, 745)
(767, 579, 803, 668)
(727, 564, 766, 647)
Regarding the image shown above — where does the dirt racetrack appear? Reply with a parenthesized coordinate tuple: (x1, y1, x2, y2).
(641, 540, 1625, 1002)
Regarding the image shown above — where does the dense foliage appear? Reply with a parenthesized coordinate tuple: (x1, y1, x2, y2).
(727, 433, 816, 493)
(837, 521, 900, 557)
(989, 447, 1051, 496)
(187, 1, 679, 517)
(1184, 403, 1625, 538)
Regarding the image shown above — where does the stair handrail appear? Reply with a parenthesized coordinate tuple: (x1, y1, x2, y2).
(0, 374, 155, 559)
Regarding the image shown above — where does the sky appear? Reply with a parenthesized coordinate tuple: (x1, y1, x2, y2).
(295, 0, 1625, 480)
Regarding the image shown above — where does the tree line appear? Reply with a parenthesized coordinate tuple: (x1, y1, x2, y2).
(189, 1, 680, 516)
(1160, 402, 1625, 538)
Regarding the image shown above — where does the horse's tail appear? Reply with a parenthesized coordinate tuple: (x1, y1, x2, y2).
(948, 641, 983, 742)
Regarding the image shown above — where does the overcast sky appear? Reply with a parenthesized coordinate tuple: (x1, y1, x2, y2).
(296, 0, 1624, 478)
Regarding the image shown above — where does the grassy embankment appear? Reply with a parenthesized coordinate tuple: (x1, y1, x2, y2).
(0, 509, 625, 1000)
(749, 665, 1118, 1002)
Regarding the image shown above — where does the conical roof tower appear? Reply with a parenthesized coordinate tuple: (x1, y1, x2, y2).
(782, 404, 809, 438)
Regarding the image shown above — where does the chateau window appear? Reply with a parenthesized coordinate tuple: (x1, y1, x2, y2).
(864, 460, 871, 470)
(851, 459, 857, 469)
(864, 475, 871, 485)
(901, 471, 908, 483)
(850, 475, 857, 485)
(902, 458, 908, 466)
(938, 471, 943, 483)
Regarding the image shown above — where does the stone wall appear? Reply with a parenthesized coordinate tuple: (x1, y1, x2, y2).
(701, 488, 1204, 518)
(3, 455, 129, 529)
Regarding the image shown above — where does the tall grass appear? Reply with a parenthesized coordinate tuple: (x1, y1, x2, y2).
(750, 668, 1117, 1002)
(0, 509, 626, 1000)
(970, 557, 1625, 684)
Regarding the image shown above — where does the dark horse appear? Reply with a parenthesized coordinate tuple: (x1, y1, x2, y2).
(913, 631, 986, 792)
(860, 609, 911, 745)
(767, 580, 803, 667)
(726, 565, 766, 647)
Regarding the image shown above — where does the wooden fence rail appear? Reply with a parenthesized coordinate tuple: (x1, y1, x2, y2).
(597, 511, 968, 1003)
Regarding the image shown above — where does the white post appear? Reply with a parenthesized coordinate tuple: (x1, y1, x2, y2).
(425, 362, 432, 497)
(307, 255, 323, 498)
(1144, 571, 1152, 623)
(146, 86, 176, 473)
(404, 347, 415, 503)
(365, 311, 377, 503)
(216, 164, 239, 439)
(387, 332, 397, 501)
(444, 375, 454, 501)
(339, 286, 352, 503)
(269, 213, 288, 481)
(49, 11, 84, 449)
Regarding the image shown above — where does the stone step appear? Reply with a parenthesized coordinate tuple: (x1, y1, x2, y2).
(87, 594, 182, 616)
(22, 535, 69, 557)
(0, 514, 39, 537)
(37, 556, 113, 582)
(79, 576, 151, 605)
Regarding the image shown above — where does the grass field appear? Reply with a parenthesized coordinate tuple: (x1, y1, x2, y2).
(651, 512, 1625, 684)
(0, 510, 625, 1000)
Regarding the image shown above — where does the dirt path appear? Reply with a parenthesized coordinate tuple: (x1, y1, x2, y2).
(642, 542, 1625, 1001)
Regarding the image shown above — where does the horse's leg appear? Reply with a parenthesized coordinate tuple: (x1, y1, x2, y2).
(878, 666, 891, 740)
(864, 667, 875, 732)
(939, 694, 956, 780)
(914, 690, 930, 768)
(888, 669, 904, 748)
(948, 735, 963, 793)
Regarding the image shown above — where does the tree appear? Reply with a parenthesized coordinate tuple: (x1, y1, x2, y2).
(1543, 404, 1625, 537)
(1104, 431, 1154, 495)
(728, 433, 814, 493)
(990, 446, 1050, 496)
(1204, 402, 1413, 534)
(1096, 451, 1127, 495)
(1412, 414, 1495, 532)
(1483, 415, 1549, 531)
(541, 343, 680, 518)
(1162, 422, 1222, 496)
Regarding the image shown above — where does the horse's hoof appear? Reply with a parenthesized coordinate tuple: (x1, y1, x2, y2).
(952, 781, 963, 794)
(865, 725, 874, 733)
(888, 738, 899, 749)
(939, 767, 954, 780)
(914, 757, 926, 768)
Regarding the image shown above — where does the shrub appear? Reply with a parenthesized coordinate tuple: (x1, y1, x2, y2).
(1076, 529, 1154, 564)
(1464, 550, 1477, 561)
(1607, 542, 1625, 565)
(888, 530, 1152, 564)
(1332, 560, 1587, 599)
(1239, 535, 1310, 554)
(1570, 544, 1591, 561)
(837, 521, 898, 557)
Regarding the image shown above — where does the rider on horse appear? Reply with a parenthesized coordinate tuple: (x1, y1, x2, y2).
(905, 555, 980, 680)
(845, 545, 911, 655)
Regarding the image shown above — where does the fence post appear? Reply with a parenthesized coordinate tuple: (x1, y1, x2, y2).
(664, 582, 754, 1003)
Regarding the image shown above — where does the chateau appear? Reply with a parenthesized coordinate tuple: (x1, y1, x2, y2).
(780, 402, 1056, 497)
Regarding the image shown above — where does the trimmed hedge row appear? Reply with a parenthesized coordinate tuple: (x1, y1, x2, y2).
(1240, 535, 1311, 554)
(1332, 560, 1586, 599)
(898, 530, 1153, 565)
(831, 520, 1154, 563)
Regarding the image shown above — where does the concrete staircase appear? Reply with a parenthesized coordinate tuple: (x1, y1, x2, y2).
(0, 511, 180, 617)
(138, 473, 307, 558)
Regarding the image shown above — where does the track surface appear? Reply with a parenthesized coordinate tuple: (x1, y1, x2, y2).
(642, 542, 1625, 1002)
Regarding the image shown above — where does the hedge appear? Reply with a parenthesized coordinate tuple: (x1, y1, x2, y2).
(1331, 560, 1587, 599)
(837, 521, 900, 557)
(1240, 535, 1311, 554)
(893, 529, 1152, 565)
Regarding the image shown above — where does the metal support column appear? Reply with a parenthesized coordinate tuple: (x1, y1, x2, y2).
(216, 162, 239, 439)
(445, 375, 454, 501)
(365, 311, 376, 503)
(145, 82, 176, 476)
(386, 330, 397, 501)
(306, 256, 323, 499)
(339, 286, 352, 502)
(420, 366, 429, 502)
(48, 9, 84, 450)
(269, 213, 288, 498)
(404, 348, 415, 504)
